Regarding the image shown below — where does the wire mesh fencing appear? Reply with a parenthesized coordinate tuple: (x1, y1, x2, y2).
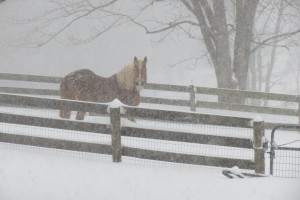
(121, 119, 254, 171)
(0, 91, 257, 172)
(270, 125, 300, 178)
(0, 93, 112, 162)
(116, 105, 256, 172)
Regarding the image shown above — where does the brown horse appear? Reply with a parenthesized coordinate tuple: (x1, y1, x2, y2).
(59, 56, 147, 120)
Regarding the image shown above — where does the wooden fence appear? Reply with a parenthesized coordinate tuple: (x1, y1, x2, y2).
(0, 72, 299, 124)
(0, 92, 266, 173)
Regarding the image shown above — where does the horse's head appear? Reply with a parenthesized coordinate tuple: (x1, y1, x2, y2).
(133, 56, 147, 91)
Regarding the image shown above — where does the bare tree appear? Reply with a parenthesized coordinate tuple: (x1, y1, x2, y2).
(247, 0, 300, 98)
(15, 0, 300, 101)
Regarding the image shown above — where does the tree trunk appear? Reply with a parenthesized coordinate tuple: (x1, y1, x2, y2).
(189, 0, 237, 102)
(265, 1, 284, 94)
(233, 0, 259, 92)
(257, 48, 263, 94)
(249, 50, 256, 92)
(264, 1, 284, 106)
(183, 0, 259, 103)
(248, 47, 257, 105)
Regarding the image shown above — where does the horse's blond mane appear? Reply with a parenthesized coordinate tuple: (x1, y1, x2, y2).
(116, 63, 135, 90)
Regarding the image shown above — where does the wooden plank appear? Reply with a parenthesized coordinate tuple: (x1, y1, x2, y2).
(0, 132, 111, 155)
(277, 147, 300, 151)
(141, 96, 189, 107)
(110, 107, 122, 162)
(196, 86, 298, 102)
(122, 146, 255, 169)
(0, 73, 62, 83)
(125, 106, 252, 128)
(0, 92, 108, 114)
(121, 127, 253, 149)
(144, 83, 187, 92)
(0, 112, 109, 134)
(253, 121, 265, 174)
(197, 101, 298, 116)
(188, 85, 196, 111)
(298, 97, 300, 124)
(264, 122, 299, 130)
(0, 87, 59, 96)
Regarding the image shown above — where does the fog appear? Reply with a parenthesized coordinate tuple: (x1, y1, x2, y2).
(0, 0, 299, 93)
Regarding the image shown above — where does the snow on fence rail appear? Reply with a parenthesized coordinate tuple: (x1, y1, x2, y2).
(0, 92, 265, 172)
(0, 72, 299, 124)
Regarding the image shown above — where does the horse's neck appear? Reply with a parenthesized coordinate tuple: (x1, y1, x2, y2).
(112, 74, 138, 92)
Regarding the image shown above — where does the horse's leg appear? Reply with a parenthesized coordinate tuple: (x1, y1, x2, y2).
(127, 116, 135, 122)
(60, 110, 71, 119)
(76, 111, 86, 120)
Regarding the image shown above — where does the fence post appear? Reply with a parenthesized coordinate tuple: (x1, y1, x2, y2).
(188, 85, 196, 112)
(253, 120, 265, 174)
(298, 96, 300, 125)
(110, 107, 122, 162)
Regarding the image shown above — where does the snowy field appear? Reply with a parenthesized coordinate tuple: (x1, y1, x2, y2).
(1, 143, 300, 200)
(1, 102, 300, 200)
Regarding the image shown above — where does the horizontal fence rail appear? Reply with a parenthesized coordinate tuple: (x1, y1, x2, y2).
(0, 132, 112, 155)
(0, 87, 59, 96)
(0, 73, 62, 83)
(0, 92, 108, 114)
(121, 126, 253, 149)
(196, 101, 298, 116)
(141, 96, 190, 107)
(122, 146, 255, 169)
(0, 112, 109, 134)
(125, 106, 253, 128)
(195, 86, 299, 102)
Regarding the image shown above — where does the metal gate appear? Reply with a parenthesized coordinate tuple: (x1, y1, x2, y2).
(270, 125, 300, 178)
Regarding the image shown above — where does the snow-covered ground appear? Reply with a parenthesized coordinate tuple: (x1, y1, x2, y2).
(0, 93, 299, 199)
(1, 102, 300, 199)
(1, 143, 300, 200)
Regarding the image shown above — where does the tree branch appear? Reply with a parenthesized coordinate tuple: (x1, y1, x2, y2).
(251, 29, 300, 53)
(96, 8, 199, 34)
(181, 0, 196, 15)
(188, 0, 217, 65)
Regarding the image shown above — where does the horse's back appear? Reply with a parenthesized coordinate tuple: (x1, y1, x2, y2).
(60, 69, 101, 101)
(63, 69, 96, 81)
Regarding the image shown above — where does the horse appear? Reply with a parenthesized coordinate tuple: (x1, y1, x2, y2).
(59, 56, 147, 120)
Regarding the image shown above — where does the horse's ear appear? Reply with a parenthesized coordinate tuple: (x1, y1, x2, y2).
(134, 56, 138, 63)
(143, 56, 147, 64)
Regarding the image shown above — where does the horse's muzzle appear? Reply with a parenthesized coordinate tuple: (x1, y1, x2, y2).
(136, 81, 145, 86)
(136, 81, 145, 91)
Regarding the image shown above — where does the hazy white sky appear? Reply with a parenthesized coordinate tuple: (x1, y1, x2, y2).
(0, 0, 299, 92)
(0, 0, 218, 87)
